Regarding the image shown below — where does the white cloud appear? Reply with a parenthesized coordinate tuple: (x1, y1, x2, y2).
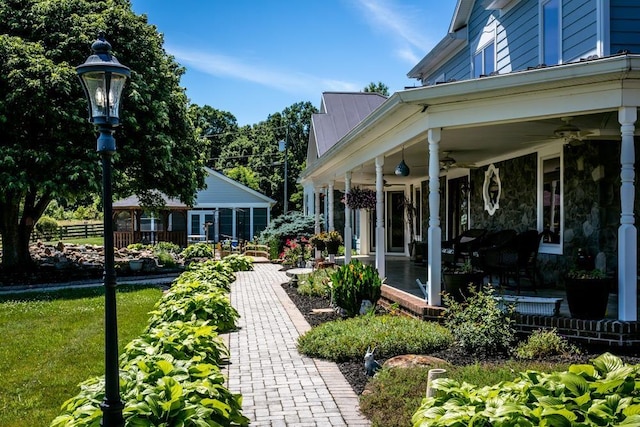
(168, 45, 360, 96)
(353, 0, 434, 63)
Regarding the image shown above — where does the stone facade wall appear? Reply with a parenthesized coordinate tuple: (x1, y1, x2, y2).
(416, 141, 635, 287)
(469, 153, 538, 233)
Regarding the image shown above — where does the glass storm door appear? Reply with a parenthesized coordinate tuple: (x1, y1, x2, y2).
(387, 191, 405, 252)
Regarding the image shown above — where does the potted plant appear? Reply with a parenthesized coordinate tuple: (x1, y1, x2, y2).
(564, 267, 611, 319)
(442, 260, 485, 302)
(324, 230, 343, 255)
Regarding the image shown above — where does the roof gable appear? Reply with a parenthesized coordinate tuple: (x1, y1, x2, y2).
(195, 167, 276, 206)
(308, 92, 387, 162)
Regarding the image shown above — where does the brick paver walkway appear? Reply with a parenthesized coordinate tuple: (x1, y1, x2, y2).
(226, 263, 370, 426)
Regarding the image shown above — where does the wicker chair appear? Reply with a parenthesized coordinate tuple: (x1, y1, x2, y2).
(497, 230, 543, 292)
(441, 228, 487, 266)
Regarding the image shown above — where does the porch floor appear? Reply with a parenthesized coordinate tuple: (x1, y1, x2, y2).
(338, 255, 625, 320)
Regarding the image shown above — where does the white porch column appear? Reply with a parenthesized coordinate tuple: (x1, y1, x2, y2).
(427, 129, 442, 305)
(328, 181, 335, 231)
(618, 107, 637, 321)
(375, 156, 385, 278)
(232, 209, 237, 240)
(249, 207, 254, 240)
(315, 189, 321, 234)
(344, 172, 352, 264)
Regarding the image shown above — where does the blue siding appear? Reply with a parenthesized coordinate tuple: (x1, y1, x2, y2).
(564, 0, 597, 61)
(425, 48, 469, 84)
(496, 0, 539, 72)
(611, 0, 640, 54)
(424, 0, 636, 85)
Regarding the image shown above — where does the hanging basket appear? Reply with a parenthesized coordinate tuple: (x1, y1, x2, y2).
(343, 187, 376, 210)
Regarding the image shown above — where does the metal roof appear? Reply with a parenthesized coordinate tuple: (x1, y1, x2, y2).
(311, 92, 387, 159)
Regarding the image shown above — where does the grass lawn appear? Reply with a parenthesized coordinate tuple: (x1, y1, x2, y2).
(0, 285, 163, 427)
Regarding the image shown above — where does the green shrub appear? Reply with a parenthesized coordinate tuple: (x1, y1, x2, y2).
(297, 268, 335, 298)
(256, 211, 318, 244)
(154, 241, 182, 254)
(52, 263, 248, 427)
(442, 285, 516, 357)
(412, 353, 640, 426)
(36, 215, 59, 237)
(181, 259, 235, 290)
(182, 242, 214, 259)
(155, 250, 177, 268)
(222, 254, 254, 272)
(330, 260, 382, 317)
(52, 355, 248, 427)
(149, 283, 239, 333)
(297, 314, 452, 362)
(127, 243, 151, 251)
(515, 328, 580, 360)
(123, 320, 229, 366)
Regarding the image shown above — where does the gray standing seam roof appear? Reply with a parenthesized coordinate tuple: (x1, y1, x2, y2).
(312, 92, 387, 158)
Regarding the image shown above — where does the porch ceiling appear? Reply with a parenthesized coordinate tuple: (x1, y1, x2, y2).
(341, 111, 622, 187)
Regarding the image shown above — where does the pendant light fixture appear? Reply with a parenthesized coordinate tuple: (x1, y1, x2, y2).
(395, 146, 410, 176)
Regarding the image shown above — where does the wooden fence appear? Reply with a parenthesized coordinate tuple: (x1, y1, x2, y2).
(0, 223, 104, 250)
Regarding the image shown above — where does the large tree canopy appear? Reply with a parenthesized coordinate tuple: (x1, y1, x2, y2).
(0, 0, 208, 269)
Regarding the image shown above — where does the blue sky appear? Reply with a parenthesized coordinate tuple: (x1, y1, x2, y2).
(130, 0, 458, 126)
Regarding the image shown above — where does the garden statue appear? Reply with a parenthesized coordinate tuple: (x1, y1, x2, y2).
(364, 347, 381, 377)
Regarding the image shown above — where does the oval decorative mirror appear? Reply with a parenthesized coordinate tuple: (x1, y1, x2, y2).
(483, 163, 501, 216)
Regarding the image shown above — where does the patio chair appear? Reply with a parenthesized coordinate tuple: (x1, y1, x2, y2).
(441, 228, 487, 266)
(472, 229, 518, 282)
(497, 230, 543, 293)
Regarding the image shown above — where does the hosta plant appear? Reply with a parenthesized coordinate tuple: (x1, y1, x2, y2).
(330, 260, 382, 317)
(182, 242, 215, 259)
(222, 254, 254, 272)
(412, 352, 640, 427)
(122, 320, 229, 366)
(148, 286, 239, 333)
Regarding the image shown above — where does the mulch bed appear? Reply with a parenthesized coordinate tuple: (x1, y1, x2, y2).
(281, 280, 640, 396)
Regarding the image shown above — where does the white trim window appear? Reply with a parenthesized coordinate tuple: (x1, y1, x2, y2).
(473, 27, 496, 78)
(540, 0, 561, 65)
(537, 149, 563, 254)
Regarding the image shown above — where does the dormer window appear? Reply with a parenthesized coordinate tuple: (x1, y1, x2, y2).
(473, 27, 496, 78)
(541, 0, 560, 65)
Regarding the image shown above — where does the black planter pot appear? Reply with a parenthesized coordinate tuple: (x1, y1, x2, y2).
(442, 272, 484, 302)
(326, 242, 340, 255)
(565, 277, 611, 319)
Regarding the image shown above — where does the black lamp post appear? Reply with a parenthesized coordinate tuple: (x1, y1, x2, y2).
(76, 33, 130, 427)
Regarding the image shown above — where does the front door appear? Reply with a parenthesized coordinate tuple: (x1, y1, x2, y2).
(387, 191, 405, 252)
(447, 176, 469, 240)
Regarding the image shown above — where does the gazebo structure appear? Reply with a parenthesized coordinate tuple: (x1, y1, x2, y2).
(113, 195, 188, 248)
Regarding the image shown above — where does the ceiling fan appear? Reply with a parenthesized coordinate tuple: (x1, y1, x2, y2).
(440, 151, 477, 170)
(553, 117, 591, 146)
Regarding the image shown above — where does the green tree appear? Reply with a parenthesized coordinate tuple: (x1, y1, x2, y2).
(225, 166, 260, 191)
(188, 104, 239, 168)
(0, 0, 208, 270)
(363, 81, 390, 96)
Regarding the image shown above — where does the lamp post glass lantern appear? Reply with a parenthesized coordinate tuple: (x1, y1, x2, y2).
(76, 33, 130, 427)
